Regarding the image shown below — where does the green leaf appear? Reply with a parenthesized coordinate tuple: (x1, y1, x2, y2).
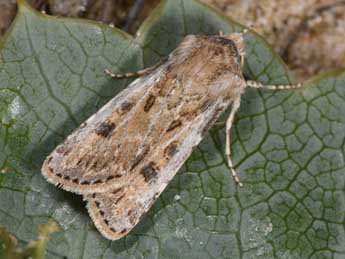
(0, 0, 344, 258)
(0, 220, 58, 259)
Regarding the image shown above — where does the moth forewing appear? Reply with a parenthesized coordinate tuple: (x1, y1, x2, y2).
(41, 69, 166, 194)
(84, 98, 233, 240)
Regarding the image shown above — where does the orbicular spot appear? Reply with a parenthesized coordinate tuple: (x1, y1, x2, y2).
(120, 101, 133, 113)
(164, 141, 178, 158)
(95, 121, 116, 137)
(144, 94, 156, 112)
(166, 119, 182, 132)
(140, 162, 158, 182)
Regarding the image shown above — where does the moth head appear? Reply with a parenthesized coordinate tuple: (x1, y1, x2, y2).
(221, 32, 246, 68)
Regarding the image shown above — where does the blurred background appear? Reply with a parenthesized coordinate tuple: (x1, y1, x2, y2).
(1, 0, 344, 80)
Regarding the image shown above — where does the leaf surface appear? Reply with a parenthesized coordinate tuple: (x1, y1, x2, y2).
(0, 0, 344, 258)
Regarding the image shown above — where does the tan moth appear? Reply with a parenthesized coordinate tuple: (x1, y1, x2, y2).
(41, 30, 303, 240)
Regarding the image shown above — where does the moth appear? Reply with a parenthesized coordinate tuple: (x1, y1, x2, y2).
(41, 30, 303, 240)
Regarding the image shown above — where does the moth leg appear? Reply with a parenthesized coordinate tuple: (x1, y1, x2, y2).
(225, 96, 243, 187)
(246, 80, 304, 90)
(105, 57, 167, 79)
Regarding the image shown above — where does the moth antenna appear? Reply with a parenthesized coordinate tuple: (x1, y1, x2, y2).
(246, 80, 304, 90)
(105, 58, 167, 79)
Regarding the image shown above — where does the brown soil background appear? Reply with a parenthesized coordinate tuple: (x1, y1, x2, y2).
(1, 0, 344, 80)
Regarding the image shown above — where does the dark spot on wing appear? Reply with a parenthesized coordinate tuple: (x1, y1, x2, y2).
(77, 159, 83, 166)
(120, 101, 133, 113)
(106, 175, 116, 182)
(165, 142, 178, 158)
(95, 122, 116, 137)
(130, 147, 150, 170)
(112, 188, 122, 195)
(115, 194, 125, 204)
(167, 120, 182, 132)
(213, 46, 224, 56)
(93, 179, 103, 184)
(55, 145, 70, 155)
(140, 162, 158, 182)
(201, 107, 224, 137)
(90, 160, 98, 169)
(48, 166, 54, 173)
(144, 94, 156, 112)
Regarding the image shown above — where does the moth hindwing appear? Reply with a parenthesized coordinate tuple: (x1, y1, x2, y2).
(42, 32, 247, 240)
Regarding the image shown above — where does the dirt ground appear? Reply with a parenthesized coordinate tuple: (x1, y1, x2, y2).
(1, 0, 344, 80)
